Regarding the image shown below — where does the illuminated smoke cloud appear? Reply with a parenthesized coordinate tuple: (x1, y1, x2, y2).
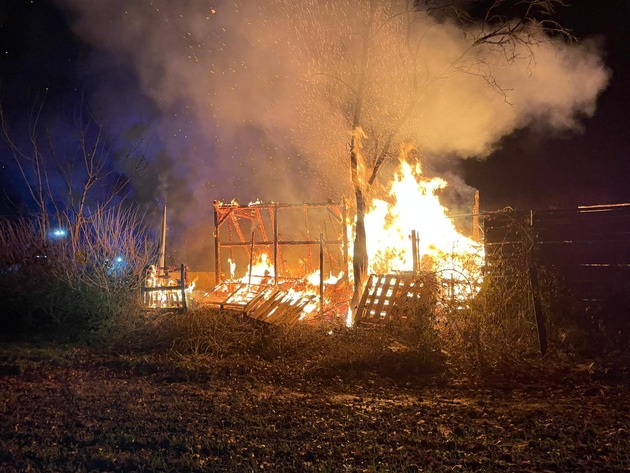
(55, 0, 609, 266)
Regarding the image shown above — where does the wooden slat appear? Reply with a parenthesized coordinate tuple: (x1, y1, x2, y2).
(483, 204, 630, 314)
(372, 276, 396, 318)
(536, 240, 630, 265)
(248, 291, 284, 320)
(356, 273, 436, 323)
(243, 290, 317, 325)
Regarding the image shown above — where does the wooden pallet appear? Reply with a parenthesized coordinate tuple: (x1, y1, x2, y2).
(355, 273, 436, 323)
(246, 290, 319, 324)
(204, 282, 267, 311)
(206, 283, 319, 325)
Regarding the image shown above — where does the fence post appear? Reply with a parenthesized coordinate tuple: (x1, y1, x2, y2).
(180, 263, 187, 313)
(527, 211, 548, 356)
(319, 233, 324, 313)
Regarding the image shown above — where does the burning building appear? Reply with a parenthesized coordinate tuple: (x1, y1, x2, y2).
(203, 157, 485, 326)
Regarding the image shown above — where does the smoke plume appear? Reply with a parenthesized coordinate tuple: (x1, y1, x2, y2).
(55, 0, 609, 268)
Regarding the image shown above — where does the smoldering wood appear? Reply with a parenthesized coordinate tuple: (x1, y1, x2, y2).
(213, 200, 349, 285)
(208, 200, 351, 323)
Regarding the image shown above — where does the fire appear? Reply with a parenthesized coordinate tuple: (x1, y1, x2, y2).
(207, 247, 349, 323)
(208, 155, 483, 323)
(244, 253, 274, 285)
(363, 155, 484, 297)
(143, 264, 194, 310)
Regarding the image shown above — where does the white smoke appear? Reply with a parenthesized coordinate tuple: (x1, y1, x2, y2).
(55, 0, 609, 266)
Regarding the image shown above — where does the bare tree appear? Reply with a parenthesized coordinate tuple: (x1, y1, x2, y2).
(0, 99, 147, 257)
(0, 99, 155, 328)
(326, 0, 572, 315)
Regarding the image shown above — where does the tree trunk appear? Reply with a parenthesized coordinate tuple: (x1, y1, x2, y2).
(351, 186, 368, 314)
(349, 0, 377, 321)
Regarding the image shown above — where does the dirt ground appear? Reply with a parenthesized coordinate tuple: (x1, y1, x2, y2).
(1, 346, 629, 472)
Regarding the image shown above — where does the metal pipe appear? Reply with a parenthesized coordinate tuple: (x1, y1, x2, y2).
(158, 206, 167, 269)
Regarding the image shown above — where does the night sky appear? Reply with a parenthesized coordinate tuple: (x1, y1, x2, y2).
(1, 0, 629, 267)
(461, 1, 630, 210)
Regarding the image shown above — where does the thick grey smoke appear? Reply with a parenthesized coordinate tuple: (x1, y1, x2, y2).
(56, 0, 608, 267)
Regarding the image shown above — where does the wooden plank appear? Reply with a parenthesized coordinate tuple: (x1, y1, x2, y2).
(243, 289, 274, 314)
(265, 294, 295, 323)
(371, 276, 397, 319)
(535, 223, 630, 241)
(262, 293, 316, 324)
(536, 241, 630, 265)
(391, 276, 438, 317)
(356, 274, 376, 321)
(248, 291, 284, 320)
(366, 275, 389, 319)
(281, 296, 316, 325)
(553, 264, 630, 295)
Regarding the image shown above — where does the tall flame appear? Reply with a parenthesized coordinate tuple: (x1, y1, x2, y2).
(211, 147, 483, 321)
(363, 149, 484, 292)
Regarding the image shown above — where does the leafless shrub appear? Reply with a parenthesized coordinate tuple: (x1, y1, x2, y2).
(0, 207, 157, 338)
(0, 217, 57, 333)
(436, 225, 541, 373)
(1, 99, 154, 338)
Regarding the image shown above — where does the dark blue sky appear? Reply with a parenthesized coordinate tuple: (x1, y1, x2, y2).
(1, 0, 629, 218)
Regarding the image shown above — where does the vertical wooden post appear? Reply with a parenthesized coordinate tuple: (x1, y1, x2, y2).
(411, 230, 418, 274)
(341, 198, 349, 284)
(319, 233, 324, 313)
(180, 264, 187, 313)
(214, 202, 221, 284)
(273, 204, 279, 287)
(527, 210, 548, 356)
(248, 231, 255, 289)
(473, 190, 480, 242)
(141, 265, 147, 307)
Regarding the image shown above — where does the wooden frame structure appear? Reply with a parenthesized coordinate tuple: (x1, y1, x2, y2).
(209, 200, 350, 321)
(213, 200, 349, 285)
(141, 264, 189, 312)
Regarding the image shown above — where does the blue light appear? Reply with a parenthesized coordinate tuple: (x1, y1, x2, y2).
(48, 228, 68, 239)
(108, 255, 128, 277)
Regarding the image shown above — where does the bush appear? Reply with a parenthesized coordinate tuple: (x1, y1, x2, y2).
(0, 208, 156, 340)
(436, 252, 542, 375)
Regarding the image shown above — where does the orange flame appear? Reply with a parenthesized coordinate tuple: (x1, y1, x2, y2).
(362, 149, 484, 299)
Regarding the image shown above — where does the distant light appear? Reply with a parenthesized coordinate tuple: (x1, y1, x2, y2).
(48, 228, 67, 239)
(108, 255, 128, 277)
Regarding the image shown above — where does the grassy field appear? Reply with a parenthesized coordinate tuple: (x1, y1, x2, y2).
(1, 329, 629, 473)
